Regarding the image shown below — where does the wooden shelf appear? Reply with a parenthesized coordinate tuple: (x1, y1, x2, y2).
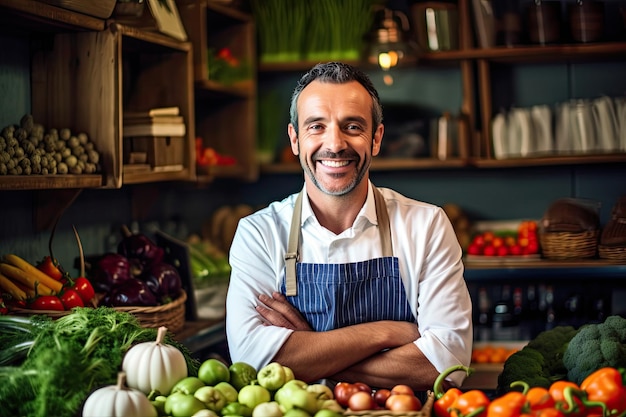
(420, 41, 626, 63)
(0, 175, 102, 191)
(0, 0, 106, 33)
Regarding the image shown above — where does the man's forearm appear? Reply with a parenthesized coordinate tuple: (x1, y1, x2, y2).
(330, 343, 440, 391)
(272, 320, 420, 383)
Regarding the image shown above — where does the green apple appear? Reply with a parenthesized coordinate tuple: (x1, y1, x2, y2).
(164, 392, 207, 417)
(306, 384, 334, 402)
(288, 389, 319, 414)
(221, 401, 253, 417)
(192, 410, 219, 417)
(257, 362, 288, 391)
(198, 358, 231, 386)
(171, 376, 206, 395)
(151, 394, 167, 416)
(194, 386, 227, 412)
(274, 380, 308, 406)
(314, 410, 343, 417)
(229, 362, 258, 391)
(318, 399, 343, 413)
(238, 384, 271, 409)
(283, 409, 312, 417)
(283, 366, 295, 382)
(214, 381, 239, 403)
(252, 401, 284, 417)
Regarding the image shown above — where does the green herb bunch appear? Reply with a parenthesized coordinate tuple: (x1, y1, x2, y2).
(0, 308, 199, 417)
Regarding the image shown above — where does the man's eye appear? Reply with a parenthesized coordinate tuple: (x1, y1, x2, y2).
(346, 124, 363, 131)
(309, 124, 323, 131)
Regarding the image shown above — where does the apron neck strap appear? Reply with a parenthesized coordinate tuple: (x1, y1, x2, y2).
(284, 186, 392, 296)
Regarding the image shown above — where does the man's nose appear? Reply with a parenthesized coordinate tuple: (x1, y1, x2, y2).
(325, 125, 348, 152)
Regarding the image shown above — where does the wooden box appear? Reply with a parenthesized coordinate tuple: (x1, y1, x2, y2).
(125, 136, 185, 171)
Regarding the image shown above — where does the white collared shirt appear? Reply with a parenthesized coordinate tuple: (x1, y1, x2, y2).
(226, 181, 473, 386)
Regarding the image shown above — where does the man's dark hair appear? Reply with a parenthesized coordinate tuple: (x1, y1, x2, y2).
(289, 62, 383, 136)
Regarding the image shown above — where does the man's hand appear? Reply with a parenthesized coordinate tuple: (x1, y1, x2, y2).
(256, 291, 312, 331)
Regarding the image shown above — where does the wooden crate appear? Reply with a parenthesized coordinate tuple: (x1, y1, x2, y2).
(125, 135, 185, 170)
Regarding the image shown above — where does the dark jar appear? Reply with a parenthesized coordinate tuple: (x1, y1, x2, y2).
(569, 0, 605, 43)
(527, 1, 561, 44)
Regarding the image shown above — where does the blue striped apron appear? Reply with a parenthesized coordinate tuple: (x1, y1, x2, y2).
(281, 187, 416, 331)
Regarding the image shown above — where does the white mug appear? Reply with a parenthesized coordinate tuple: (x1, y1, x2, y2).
(592, 96, 619, 152)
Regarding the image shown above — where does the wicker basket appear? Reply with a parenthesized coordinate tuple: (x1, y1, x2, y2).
(598, 245, 626, 261)
(110, 290, 187, 333)
(344, 391, 434, 417)
(11, 290, 187, 333)
(539, 230, 599, 259)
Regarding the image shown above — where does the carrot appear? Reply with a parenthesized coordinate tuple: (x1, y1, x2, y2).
(0, 273, 28, 301)
(0, 262, 57, 295)
(3, 254, 63, 293)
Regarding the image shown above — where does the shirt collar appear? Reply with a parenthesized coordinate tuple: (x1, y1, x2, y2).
(299, 181, 378, 229)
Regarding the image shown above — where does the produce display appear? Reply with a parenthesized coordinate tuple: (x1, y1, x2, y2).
(89, 226, 183, 307)
(467, 220, 540, 257)
(0, 308, 198, 417)
(0, 114, 102, 176)
(0, 253, 95, 311)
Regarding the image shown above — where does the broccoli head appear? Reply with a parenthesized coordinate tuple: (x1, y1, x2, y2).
(496, 325, 580, 395)
(563, 315, 626, 385)
(526, 325, 579, 377)
(497, 347, 551, 395)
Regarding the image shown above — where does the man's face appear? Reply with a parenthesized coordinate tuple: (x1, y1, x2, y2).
(288, 80, 383, 196)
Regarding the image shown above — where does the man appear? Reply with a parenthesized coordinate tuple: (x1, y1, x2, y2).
(226, 62, 472, 391)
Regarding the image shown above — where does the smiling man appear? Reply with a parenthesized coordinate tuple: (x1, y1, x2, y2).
(226, 62, 472, 392)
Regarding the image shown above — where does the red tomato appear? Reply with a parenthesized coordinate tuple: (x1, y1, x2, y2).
(354, 382, 372, 394)
(71, 277, 95, 304)
(467, 243, 482, 255)
(37, 256, 64, 281)
(373, 389, 391, 407)
(334, 382, 360, 407)
(348, 391, 376, 411)
(483, 245, 497, 256)
(471, 235, 485, 247)
(30, 295, 65, 311)
(390, 384, 415, 396)
(509, 244, 523, 256)
(496, 246, 509, 256)
(60, 288, 85, 310)
(386, 393, 422, 412)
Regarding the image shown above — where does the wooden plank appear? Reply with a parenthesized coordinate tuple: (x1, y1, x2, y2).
(0, 175, 101, 190)
(31, 29, 121, 189)
(0, 0, 105, 31)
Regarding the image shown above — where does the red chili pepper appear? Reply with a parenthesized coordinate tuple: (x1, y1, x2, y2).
(36, 255, 64, 281)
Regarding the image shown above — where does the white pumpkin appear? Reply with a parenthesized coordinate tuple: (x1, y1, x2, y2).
(123, 326, 188, 395)
(82, 372, 157, 417)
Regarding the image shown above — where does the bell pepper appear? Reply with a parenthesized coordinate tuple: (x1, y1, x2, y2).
(449, 389, 490, 417)
(433, 365, 473, 417)
(574, 367, 626, 417)
(549, 381, 586, 417)
(487, 391, 528, 416)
